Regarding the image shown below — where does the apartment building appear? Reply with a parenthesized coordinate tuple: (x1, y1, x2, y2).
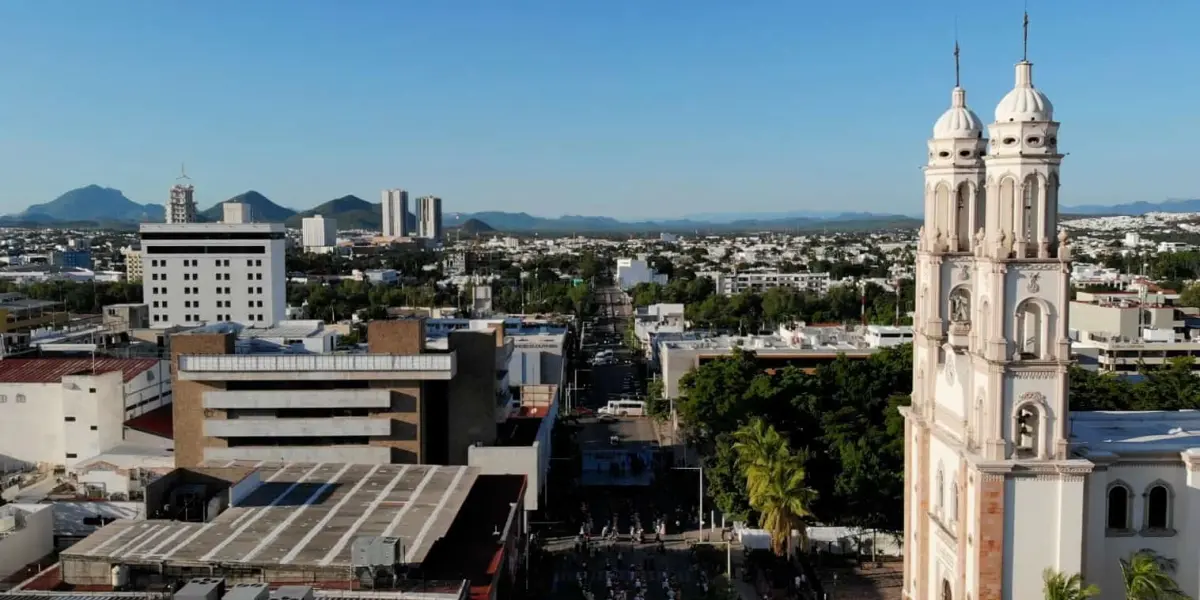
(301, 214, 337, 252)
(170, 319, 500, 468)
(140, 221, 286, 328)
(381, 188, 409, 237)
(121, 246, 143, 282)
(701, 270, 832, 296)
(416, 195, 443, 241)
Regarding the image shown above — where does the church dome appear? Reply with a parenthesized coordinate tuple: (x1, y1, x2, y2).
(933, 87, 984, 139)
(994, 61, 1053, 122)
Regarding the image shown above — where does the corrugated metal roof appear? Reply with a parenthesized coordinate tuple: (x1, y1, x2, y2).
(0, 358, 159, 384)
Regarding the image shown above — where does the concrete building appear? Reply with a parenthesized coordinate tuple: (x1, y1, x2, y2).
(381, 188, 409, 238)
(1069, 292, 1200, 376)
(170, 319, 500, 467)
(0, 293, 68, 333)
(615, 256, 667, 290)
(57, 462, 526, 600)
(417, 195, 443, 241)
(0, 503, 54, 581)
(140, 222, 286, 328)
(0, 357, 170, 471)
(103, 303, 151, 330)
(166, 173, 197, 224)
(632, 303, 686, 357)
(899, 39, 1200, 600)
(658, 324, 908, 399)
(222, 202, 252, 224)
(121, 246, 143, 282)
(702, 270, 833, 296)
(301, 215, 338, 252)
(53, 249, 93, 269)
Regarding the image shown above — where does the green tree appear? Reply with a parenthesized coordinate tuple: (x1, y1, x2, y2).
(1043, 569, 1099, 600)
(745, 450, 815, 557)
(1120, 549, 1188, 600)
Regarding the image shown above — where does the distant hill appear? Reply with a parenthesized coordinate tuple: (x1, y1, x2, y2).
(200, 191, 296, 222)
(285, 195, 417, 231)
(1062, 199, 1200, 216)
(453, 211, 920, 234)
(455, 218, 496, 235)
(9, 185, 163, 223)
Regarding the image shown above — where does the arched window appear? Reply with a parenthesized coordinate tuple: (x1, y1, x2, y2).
(936, 464, 945, 514)
(934, 184, 951, 247)
(942, 579, 953, 600)
(999, 178, 1016, 252)
(1144, 482, 1174, 532)
(1022, 176, 1040, 253)
(1106, 483, 1131, 531)
(949, 476, 959, 522)
(1014, 404, 1041, 458)
(1014, 300, 1048, 360)
(955, 183, 971, 251)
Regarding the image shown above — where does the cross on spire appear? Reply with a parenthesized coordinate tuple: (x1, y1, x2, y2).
(954, 40, 961, 87)
(1022, 11, 1030, 61)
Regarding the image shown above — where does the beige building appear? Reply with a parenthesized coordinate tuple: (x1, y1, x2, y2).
(905, 30, 1200, 600)
(170, 319, 501, 468)
(121, 246, 143, 282)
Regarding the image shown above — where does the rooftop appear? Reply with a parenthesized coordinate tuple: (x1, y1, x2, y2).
(0, 358, 159, 384)
(1070, 410, 1200, 456)
(140, 222, 285, 233)
(62, 463, 479, 569)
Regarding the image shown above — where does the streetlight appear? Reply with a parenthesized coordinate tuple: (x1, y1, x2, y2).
(672, 465, 705, 541)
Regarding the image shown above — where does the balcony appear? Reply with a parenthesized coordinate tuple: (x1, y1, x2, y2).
(204, 417, 391, 438)
(204, 445, 391, 464)
(178, 352, 456, 381)
(203, 389, 393, 410)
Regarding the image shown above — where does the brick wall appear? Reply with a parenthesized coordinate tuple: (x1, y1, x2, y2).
(976, 474, 1006, 600)
(368, 319, 426, 355)
(170, 332, 235, 468)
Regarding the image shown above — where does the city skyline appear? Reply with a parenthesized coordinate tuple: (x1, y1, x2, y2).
(0, 1, 1196, 217)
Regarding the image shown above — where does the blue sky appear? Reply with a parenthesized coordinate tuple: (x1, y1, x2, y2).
(0, 1, 1196, 218)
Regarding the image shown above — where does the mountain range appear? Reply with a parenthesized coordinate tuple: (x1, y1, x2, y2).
(6, 185, 1199, 233)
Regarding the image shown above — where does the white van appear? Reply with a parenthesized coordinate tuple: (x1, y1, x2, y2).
(598, 400, 646, 417)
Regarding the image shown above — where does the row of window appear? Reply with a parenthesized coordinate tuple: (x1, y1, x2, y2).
(177, 273, 264, 281)
(150, 287, 265, 296)
(151, 259, 263, 268)
(0, 394, 26, 403)
(1107, 481, 1175, 534)
(152, 313, 267, 323)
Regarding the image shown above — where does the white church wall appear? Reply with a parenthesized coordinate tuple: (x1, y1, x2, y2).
(933, 349, 967, 421)
(1086, 463, 1192, 600)
(1006, 476, 1085, 600)
(928, 433, 960, 522)
(965, 469, 978, 595)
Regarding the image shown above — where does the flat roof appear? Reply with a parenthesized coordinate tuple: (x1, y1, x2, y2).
(62, 463, 479, 569)
(0, 358, 159, 384)
(1070, 410, 1200, 455)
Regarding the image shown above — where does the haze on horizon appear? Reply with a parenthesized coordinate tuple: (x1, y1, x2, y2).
(0, 1, 1196, 219)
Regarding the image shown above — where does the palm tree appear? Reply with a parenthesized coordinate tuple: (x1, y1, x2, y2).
(732, 418, 816, 556)
(1043, 568, 1099, 600)
(1121, 550, 1189, 600)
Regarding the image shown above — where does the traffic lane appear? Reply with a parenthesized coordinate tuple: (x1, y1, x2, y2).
(587, 364, 638, 407)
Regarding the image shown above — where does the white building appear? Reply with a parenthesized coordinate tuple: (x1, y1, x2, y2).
(165, 175, 197, 224)
(0, 357, 170, 471)
(381, 188, 409, 237)
(222, 201, 252, 224)
(903, 31, 1200, 600)
(140, 221, 286, 327)
(417, 195, 443, 241)
(301, 214, 338, 252)
(0, 503, 54, 581)
(702, 270, 832, 296)
(616, 256, 668, 290)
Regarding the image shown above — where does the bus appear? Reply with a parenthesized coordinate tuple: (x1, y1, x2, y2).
(598, 400, 646, 417)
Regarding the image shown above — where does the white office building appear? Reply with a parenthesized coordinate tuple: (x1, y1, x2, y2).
(616, 256, 668, 289)
(301, 215, 338, 252)
(381, 189, 409, 237)
(140, 222, 286, 328)
(417, 195, 443, 241)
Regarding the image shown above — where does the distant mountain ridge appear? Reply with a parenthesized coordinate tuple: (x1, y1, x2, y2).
(11, 185, 1199, 232)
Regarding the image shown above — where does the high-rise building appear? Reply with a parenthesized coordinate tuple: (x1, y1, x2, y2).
(301, 214, 337, 252)
(165, 167, 197, 224)
(381, 189, 409, 237)
(417, 195, 443, 241)
(140, 221, 286, 328)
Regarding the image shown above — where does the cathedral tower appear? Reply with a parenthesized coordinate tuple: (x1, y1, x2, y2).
(904, 17, 1092, 600)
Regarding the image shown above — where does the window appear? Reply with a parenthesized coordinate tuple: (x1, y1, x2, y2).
(247, 259, 254, 266)
(255, 273, 262, 280)
(1144, 482, 1174, 533)
(153, 287, 159, 294)
(185, 314, 192, 322)
(257, 300, 263, 308)
(152, 273, 159, 280)
(90, 425, 98, 431)
(183, 273, 190, 281)
(225, 287, 231, 294)
(216, 288, 223, 295)
(248, 287, 254, 294)
(1106, 482, 1132, 532)
(15, 394, 25, 403)
(248, 273, 254, 280)
(0, 395, 6, 403)
(255, 260, 262, 267)
(89, 388, 96, 393)
(249, 301, 255, 308)
(65, 416, 76, 422)
(936, 465, 945, 513)
(162, 301, 168, 308)
(153, 301, 160, 308)
(256, 287, 262, 294)
(224, 273, 231, 280)
(66, 453, 77, 459)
